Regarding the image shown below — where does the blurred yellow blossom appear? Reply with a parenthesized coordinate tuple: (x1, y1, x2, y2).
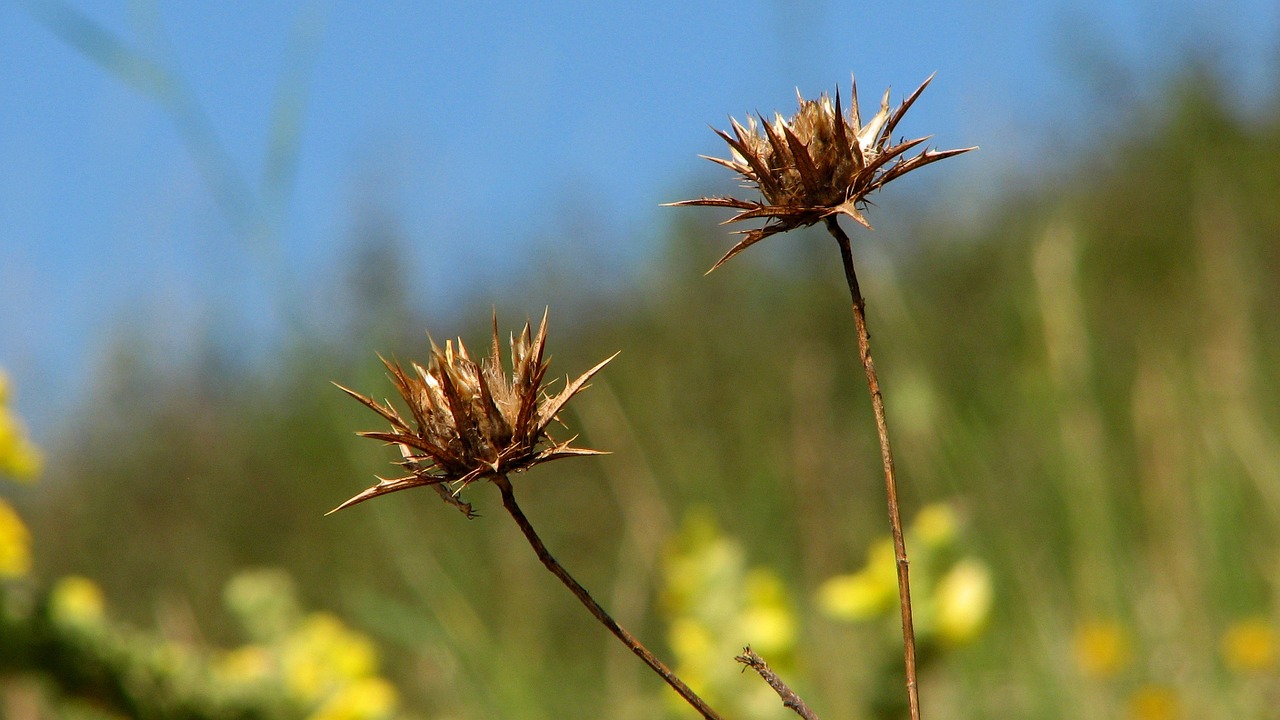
(216, 645, 275, 683)
(669, 617, 715, 664)
(912, 503, 958, 550)
(50, 576, 106, 626)
(819, 503, 992, 651)
(1220, 616, 1276, 673)
(0, 497, 32, 577)
(0, 370, 43, 482)
(283, 613, 380, 700)
(934, 559, 993, 645)
(662, 510, 797, 719)
(1127, 684, 1179, 720)
(310, 677, 397, 720)
(818, 539, 898, 621)
(211, 570, 402, 719)
(1074, 619, 1130, 678)
(739, 570, 796, 654)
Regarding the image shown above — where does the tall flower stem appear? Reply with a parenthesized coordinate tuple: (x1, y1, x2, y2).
(493, 474, 724, 720)
(826, 217, 921, 720)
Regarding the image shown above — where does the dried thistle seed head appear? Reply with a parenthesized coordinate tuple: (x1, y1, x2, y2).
(669, 73, 976, 271)
(331, 311, 616, 515)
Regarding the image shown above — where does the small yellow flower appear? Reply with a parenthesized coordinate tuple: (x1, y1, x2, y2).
(0, 370, 43, 482)
(50, 576, 106, 626)
(669, 617, 716, 665)
(661, 512, 798, 718)
(1221, 616, 1276, 672)
(309, 677, 398, 720)
(1073, 619, 1130, 678)
(0, 410, 43, 482)
(911, 503, 958, 550)
(216, 645, 275, 683)
(739, 570, 796, 654)
(284, 613, 379, 700)
(818, 571, 889, 621)
(0, 498, 31, 577)
(934, 559, 993, 645)
(1127, 684, 1179, 720)
(818, 539, 898, 621)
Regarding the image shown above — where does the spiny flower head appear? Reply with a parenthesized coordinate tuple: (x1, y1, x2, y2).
(670, 73, 975, 271)
(332, 312, 615, 515)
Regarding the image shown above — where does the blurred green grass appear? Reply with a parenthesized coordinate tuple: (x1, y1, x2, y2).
(14, 71, 1280, 718)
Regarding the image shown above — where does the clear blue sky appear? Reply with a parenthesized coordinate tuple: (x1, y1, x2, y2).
(1, 0, 1277, 435)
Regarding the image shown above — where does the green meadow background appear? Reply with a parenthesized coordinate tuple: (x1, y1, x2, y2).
(5, 70, 1280, 719)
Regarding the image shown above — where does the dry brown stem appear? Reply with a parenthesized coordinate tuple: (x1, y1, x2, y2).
(735, 646, 821, 720)
(493, 475, 724, 720)
(826, 216, 921, 720)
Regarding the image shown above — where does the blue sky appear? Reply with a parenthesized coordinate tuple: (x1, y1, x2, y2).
(1, 0, 1277, 435)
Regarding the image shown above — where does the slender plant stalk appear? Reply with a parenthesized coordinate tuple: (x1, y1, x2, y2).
(826, 217, 921, 720)
(735, 646, 822, 720)
(493, 474, 724, 720)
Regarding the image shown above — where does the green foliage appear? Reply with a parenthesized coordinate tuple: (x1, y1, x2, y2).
(11, 69, 1280, 718)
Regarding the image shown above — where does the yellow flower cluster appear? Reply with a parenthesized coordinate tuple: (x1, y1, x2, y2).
(1073, 619, 1130, 679)
(0, 370, 43, 481)
(1127, 684, 1179, 720)
(662, 510, 797, 719)
(817, 503, 993, 648)
(0, 498, 31, 578)
(1220, 616, 1276, 673)
(279, 613, 398, 720)
(1073, 615, 1275, 681)
(216, 570, 400, 720)
(0, 369, 39, 578)
(49, 575, 107, 626)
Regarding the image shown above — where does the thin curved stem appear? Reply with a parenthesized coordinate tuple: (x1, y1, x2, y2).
(826, 217, 921, 720)
(736, 646, 821, 720)
(493, 475, 724, 720)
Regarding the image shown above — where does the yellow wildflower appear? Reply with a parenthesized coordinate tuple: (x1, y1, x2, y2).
(1221, 616, 1276, 673)
(818, 539, 897, 621)
(661, 511, 797, 718)
(216, 645, 275, 683)
(934, 559, 993, 645)
(284, 613, 379, 700)
(50, 576, 106, 626)
(310, 677, 397, 720)
(669, 617, 716, 666)
(911, 503, 958, 550)
(1127, 684, 1179, 720)
(739, 570, 796, 654)
(0, 410, 42, 481)
(0, 498, 31, 577)
(0, 370, 42, 482)
(1073, 619, 1130, 678)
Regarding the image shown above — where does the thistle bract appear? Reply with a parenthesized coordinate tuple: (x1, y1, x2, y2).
(671, 74, 975, 271)
(332, 312, 614, 514)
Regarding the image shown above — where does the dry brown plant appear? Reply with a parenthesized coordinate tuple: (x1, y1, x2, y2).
(671, 74, 975, 720)
(333, 313, 724, 719)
